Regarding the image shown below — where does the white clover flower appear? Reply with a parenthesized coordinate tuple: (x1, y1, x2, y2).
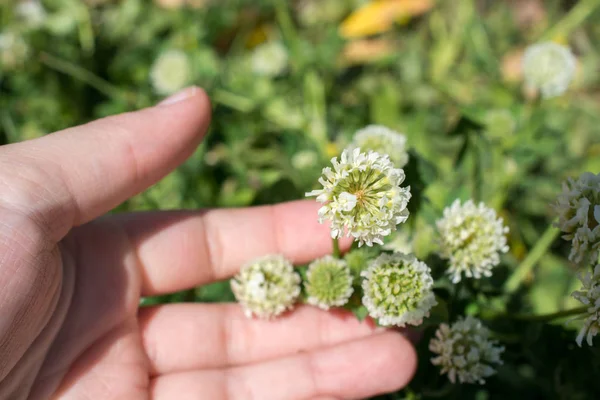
(231, 254, 301, 319)
(348, 125, 409, 168)
(251, 41, 288, 77)
(16, 0, 47, 28)
(306, 148, 412, 247)
(553, 172, 600, 265)
(291, 150, 318, 170)
(0, 32, 29, 71)
(150, 49, 192, 95)
(571, 264, 600, 347)
(522, 42, 576, 98)
(437, 200, 509, 283)
(430, 316, 504, 385)
(361, 253, 436, 327)
(305, 256, 354, 310)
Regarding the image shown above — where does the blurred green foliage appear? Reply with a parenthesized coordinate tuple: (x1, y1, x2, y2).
(2, 0, 600, 398)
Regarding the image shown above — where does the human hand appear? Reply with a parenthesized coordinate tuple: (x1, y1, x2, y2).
(0, 87, 416, 399)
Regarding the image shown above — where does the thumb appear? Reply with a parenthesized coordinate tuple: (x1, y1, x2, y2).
(0, 86, 211, 241)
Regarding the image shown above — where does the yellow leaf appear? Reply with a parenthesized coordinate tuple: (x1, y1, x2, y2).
(339, 0, 434, 39)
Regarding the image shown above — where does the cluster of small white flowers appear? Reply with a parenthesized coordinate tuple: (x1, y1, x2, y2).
(251, 41, 288, 77)
(361, 253, 436, 327)
(231, 254, 301, 319)
(571, 264, 600, 347)
(348, 125, 409, 168)
(150, 49, 192, 95)
(430, 316, 504, 385)
(553, 172, 600, 265)
(16, 0, 47, 29)
(436, 199, 509, 283)
(305, 256, 354, 310)
(522, 42, 576, 98)
(306, 148, 412, 246)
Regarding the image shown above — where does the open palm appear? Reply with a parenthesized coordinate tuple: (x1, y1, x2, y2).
(0, 88, 416, 400)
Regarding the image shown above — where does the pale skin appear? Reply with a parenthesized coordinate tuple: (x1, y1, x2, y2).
(0, 87, 416, 399)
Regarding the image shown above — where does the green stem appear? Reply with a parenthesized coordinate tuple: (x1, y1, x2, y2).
(542, 0, 600, 41)
(332, 238, 341, 258)
(213, 89, 255, 113)
(487, 306, 587, 323)
(504, 225, 560, 294)
(40, 52, 127, 101)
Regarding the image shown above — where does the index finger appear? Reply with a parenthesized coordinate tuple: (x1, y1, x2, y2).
(115, 200, 351, 296)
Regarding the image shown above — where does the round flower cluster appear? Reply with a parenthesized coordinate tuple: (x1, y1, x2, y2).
(231, 254, 301, 319)
(522, 42, 576, 99)
(306, 148, 412, 247)
(0, 32, 30, 71)
(251, 41, 288, 77)
(571, 264, 600, 347)
(348, 125, 409, 168)
(361, 252, 436, 327)
(305, 256, 353, 310)
(430, 316, 505, 385)
(553, 172, 600, 265)
(436, 199, 509, 283)
(150, 49, 192, 95)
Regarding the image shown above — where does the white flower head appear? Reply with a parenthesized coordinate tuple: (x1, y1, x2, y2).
(150, 49, 192, 95)
(16, 0, 47, 28)
(305, 256, 354, 310)
(349, 125, 409, 168)
(522, 42, 576, 98)
(437, 199, 509, 283)
(430, 316, 504, 385)
(361, 252, 436, 327)
(306, 148, 412, 247)
(0, 32, 29, 71)
(231, 254, 301, 319)
(571, 264, 600, 346)
(251, 41, 288, 77)
(291, 150, 318, 170)
(553, 172, 600, 265)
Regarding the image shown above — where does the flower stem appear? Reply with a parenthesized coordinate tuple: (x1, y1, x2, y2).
(332, 238, 341, 258)
(39, 52, 128, 101)
(504, 225, 560, 294)
(487, 306, 587, 323)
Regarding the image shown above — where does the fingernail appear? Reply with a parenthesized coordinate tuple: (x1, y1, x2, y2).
(158, 86, 198, 106)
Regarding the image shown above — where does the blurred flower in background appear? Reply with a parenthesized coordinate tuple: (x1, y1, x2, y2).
(250, 41, 288, 77)
(0, 32, 29, 71)
(348, 124, 409, 168)
(15, 0, 47, 29)
(522, 42, 576, 98)
(150, 49, 192, 95)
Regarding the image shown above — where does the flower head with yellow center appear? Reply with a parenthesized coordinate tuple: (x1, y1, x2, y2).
(361, 252, 436, 327)
(231, 254, 301, 319)
(306, 148, 411, 247)
(430, 316, 504, 385)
